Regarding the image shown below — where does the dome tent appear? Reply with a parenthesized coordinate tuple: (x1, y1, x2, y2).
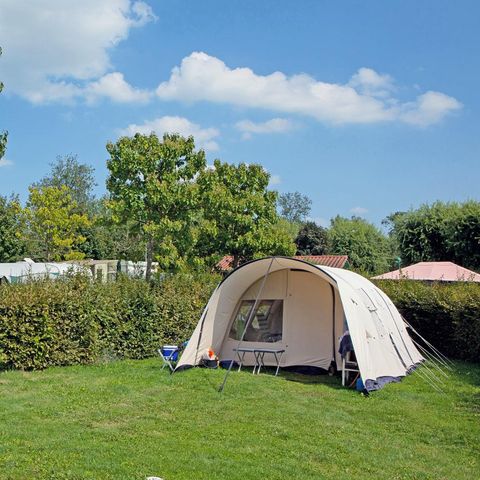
(176, 257, 423, 391)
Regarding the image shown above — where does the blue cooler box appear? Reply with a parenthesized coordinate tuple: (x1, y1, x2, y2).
(161, 345, 179, 361)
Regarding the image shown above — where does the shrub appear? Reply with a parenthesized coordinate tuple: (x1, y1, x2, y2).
(375, 280, 480, 361)
(0, 273, 219, 370)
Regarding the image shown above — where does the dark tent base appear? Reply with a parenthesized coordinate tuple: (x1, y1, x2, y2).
(281, 365, 329, 375)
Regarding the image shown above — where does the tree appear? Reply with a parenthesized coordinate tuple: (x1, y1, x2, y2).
(278, 191, 312, 223)
(77, 198, 146, 261)
(24, 185, 91, 261)
(0, 47, 8, 161)
(385, 201, 480, 270)
(0, 195, 24, 262)
(295, 221, 329, 255)
(106, 133, 206, 279)
(33, 154, 96, 211)
(328, 216, 393, 274)
(197, 160, 295, 268)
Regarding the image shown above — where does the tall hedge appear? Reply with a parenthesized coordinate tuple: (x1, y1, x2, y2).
(0, 273, 219, 370)
(375, 280, 480, 361)
(2, 273, 478, 370)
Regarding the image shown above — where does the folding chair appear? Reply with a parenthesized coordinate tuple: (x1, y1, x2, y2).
(341, 350, 359, 386)
(158, 345, 179, 372)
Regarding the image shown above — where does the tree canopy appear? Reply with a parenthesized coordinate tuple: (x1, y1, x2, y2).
(329, 216, 393, 274)
(385, 201, 480, 270)
(24, 185, 91, 261)
(33, 154, 96, 212)
(198, 160, 295, 268)
(0, 195, 24, 262)
(295, 221, 329, 255)
(0, 47, 8, 161)
(106, 133, 206, 277)
(278, 191, 312, 223)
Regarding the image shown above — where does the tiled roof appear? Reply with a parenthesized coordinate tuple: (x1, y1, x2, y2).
(216, 255, 349, 272)
(372, 261, 480, 282)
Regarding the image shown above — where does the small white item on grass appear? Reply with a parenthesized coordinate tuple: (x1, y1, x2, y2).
(146, 477, 163, 480)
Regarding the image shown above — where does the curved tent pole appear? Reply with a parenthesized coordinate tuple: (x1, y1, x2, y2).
(329, 284, 336, 369)
(218, 257, 276, 393)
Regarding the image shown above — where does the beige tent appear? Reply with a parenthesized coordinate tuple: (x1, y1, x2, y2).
(177, 257, 423, 391)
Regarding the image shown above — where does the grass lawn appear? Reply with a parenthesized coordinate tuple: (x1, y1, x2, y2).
(0, 359, 478, 480)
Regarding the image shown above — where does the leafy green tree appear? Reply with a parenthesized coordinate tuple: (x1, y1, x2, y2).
(0, 195, 25, 262)
(278, 191, 312, 223)
(0, 47, 8, 161)
(33, 154, 96, 212)
(79, 198, 146, 261)
(106, 133, 206, 279)
(197, 160, 295, 268)
(295, 221, 329, 255)
(24, 185, 91, 261)
(386, 201, 480, 270)
(329, 216, 393, 274)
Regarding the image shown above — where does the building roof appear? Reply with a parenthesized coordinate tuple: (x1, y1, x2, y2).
(216, 255, 349, 272)
(372, 261, 480, 283)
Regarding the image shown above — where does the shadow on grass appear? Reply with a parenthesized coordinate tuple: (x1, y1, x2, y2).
(214, 365, 347, 390)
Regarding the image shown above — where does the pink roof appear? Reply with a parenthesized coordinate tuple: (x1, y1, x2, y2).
(372, 261, 480, 282)
(216, 255, 349, 272)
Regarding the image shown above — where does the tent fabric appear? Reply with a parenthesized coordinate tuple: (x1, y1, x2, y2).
(176, 257, 423, 390)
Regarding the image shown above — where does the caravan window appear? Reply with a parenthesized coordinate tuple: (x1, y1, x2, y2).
(229, 299, 283, 343)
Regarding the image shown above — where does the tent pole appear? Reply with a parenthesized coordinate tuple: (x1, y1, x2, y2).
(218, 257, 276, 393)
(329, 284, 336, 369)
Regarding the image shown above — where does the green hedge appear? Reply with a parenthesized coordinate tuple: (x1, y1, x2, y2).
(0, 273, 219, 370)
(2, 273, 478, 370)
(375, 280, 480, 362)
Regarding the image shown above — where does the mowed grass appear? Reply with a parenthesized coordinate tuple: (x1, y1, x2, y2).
(0, 360, 478, 480)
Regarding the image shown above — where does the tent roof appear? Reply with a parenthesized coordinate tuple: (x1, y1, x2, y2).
(372, 261, 480, 282)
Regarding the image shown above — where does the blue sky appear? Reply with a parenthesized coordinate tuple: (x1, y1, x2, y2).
(1, 0, 478, 226)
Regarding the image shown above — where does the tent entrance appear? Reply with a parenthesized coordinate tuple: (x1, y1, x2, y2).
(220, 268, 341, 371)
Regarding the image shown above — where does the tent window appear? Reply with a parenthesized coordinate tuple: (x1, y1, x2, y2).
(229, 299, 283, 343)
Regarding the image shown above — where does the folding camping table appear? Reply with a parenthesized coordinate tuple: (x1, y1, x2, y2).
(233, 347, 285, 376)
(233, 347, 257, 373)
(254, 348, 285, 376)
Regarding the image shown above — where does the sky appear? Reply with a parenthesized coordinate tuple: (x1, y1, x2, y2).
(1, 0, 479, 227)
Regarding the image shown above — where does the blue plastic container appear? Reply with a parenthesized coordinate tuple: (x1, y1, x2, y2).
(161, 345, 179, 362)
(356, 377, 365, 392)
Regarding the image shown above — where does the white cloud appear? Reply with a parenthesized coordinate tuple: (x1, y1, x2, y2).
(0, 158, 13, 168)
(84, 72, 152, 104)
(156, 52, 461, 126)
(235, 118, 294, 139)
(269, 174, 282, 186)
(399, 91, 462, 127)
(0, 0, 156, 104)
(350, 206, 368, 215)
(348, 67, 394, 98)
(119, 116, 220, 151)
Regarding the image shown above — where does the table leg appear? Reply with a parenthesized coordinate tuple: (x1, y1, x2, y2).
(257, 352, 264, 374)
(275, 351, 284, 376)
(253, 351, 260, 374)
(237, 351, 245, 372)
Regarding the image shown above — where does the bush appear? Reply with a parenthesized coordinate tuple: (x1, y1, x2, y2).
(375, 280, 480, 361)
(0, 273, 219, 370)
